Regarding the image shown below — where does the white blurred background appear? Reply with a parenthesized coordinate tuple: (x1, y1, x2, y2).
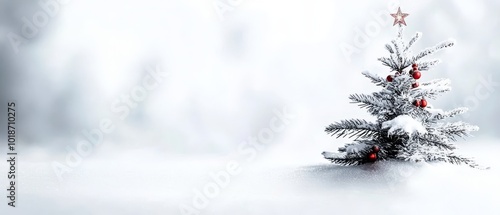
(0, 0, 499, 214)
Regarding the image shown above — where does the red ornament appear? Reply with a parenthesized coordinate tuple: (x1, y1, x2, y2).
(413, 100, 421, 107)
(412, 63, 418, 69)
(412, 71, 421, 79)
(386, 75, 394, 82)
(420, 99, 427, 108)
(412, 82, 419, 88)
(372, 145, 380, 153)
(368, 153, 377, 161)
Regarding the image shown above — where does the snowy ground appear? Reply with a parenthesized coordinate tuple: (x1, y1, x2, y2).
(2, 139, 499, 215)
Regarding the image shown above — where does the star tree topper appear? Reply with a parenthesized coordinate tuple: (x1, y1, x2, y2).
(391, 7, 409, 26)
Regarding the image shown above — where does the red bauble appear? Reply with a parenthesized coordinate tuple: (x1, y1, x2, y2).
(372, 145, 380, 153)
(420, 99, 428, 108)
(413, 100, 421, 107)
(386, 75, 394, 82)
(412, 63, 418, 69)
(412, 71, 421, 79)
(367, 153, 377, 161)
(412, 82, 419, 88)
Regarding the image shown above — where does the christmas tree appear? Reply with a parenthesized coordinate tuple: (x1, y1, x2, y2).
(322, 7, 480, 168)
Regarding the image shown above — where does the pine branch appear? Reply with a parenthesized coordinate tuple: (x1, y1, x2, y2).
(430, 107, 468, 121)
(412, 79, 451, 99)
(378, 56, 397, 69)
(427, 153, 479, 168)
(420, 78, 450, 87)
(362, 71, 388, 87)
(386, 75, 413, 95)
(416, 134, 456, 150)
(413, 39, 455, 62)
(392, 40, 404, 66)
(408, 106, 433, 120)
(325, 119, 380, 139)
(323, 155, 364, 166)
(417, 59, 441, 71)
(404, 32, 422, 52)
(414, 87, 451, 99)
(443, 107, 468, 118)
(437, 122, 479, 141)
(322, 150, 371, 166)
(392, 37, 413, 70)
(385, 44, 394, 54)
(397, 24, 404, 39)
(349, 94, 390, 110)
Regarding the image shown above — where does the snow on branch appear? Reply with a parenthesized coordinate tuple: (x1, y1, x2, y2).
(338, 140, 378, 155)
(382, 115, 427, 137)
(404, 32, 422, 52)
(413, 39, 455, 62)
(338, 142, 367, 153)
(322, 151, 365, 166)
(325, 119, 380, 139)
(323, 140, 377, 166)
(362, 71, 388, 87)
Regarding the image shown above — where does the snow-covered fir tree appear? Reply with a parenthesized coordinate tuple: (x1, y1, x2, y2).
(323, 8, 480, 168)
